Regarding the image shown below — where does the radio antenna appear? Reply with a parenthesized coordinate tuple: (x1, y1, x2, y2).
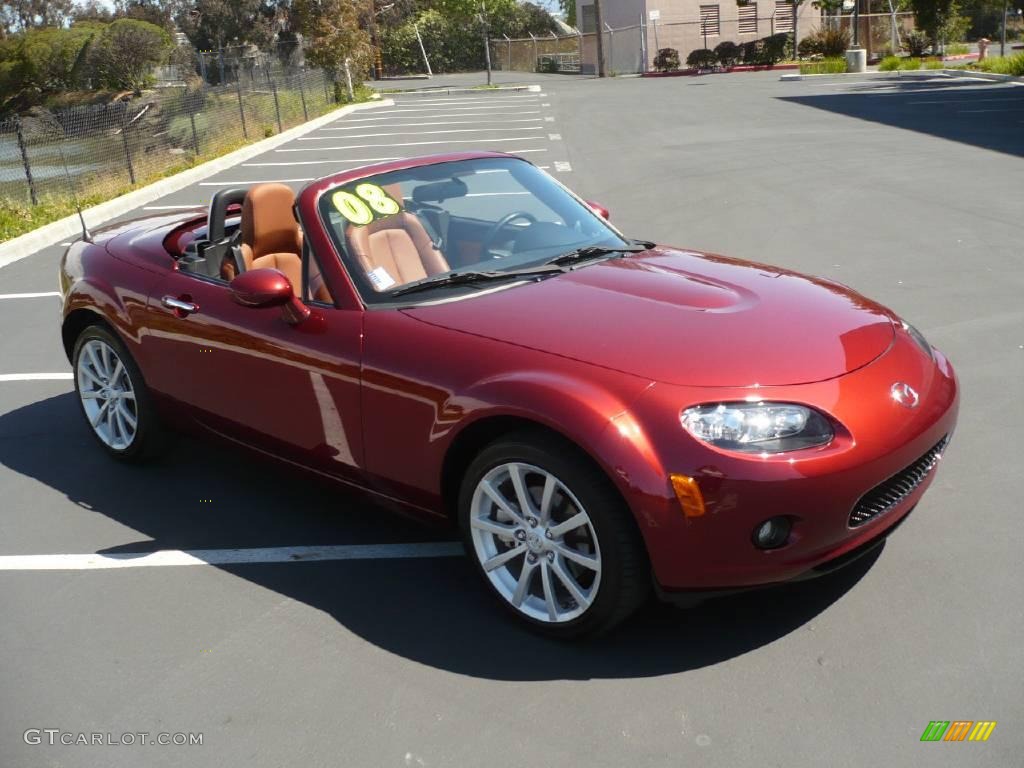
(44, 111, 93, 244)
(56, 140, 92, 244)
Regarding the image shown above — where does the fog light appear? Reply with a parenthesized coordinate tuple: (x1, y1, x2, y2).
(753, 517, 791, 550)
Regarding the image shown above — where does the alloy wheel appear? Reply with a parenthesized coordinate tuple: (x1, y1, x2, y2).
(469, 462, 602, 623)
(76, 338, 138, 451)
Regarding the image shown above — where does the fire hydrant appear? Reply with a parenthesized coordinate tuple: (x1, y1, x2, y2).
(978, 38, 990, 61)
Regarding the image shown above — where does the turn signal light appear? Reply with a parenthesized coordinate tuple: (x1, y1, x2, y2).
(670, 473, 706, 518)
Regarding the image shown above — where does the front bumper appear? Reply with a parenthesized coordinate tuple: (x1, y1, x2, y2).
(596, 333, 959, 591)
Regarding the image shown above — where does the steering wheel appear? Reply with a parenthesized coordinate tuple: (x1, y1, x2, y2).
(481, 211, 538, 256)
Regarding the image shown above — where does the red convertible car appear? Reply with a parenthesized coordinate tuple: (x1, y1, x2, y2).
(59, 152, 958, 637)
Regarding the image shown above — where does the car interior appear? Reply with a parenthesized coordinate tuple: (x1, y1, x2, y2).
(178, 183, 332, 304)
(178, 161, 612, 304)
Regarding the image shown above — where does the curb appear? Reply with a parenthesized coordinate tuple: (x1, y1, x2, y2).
(382, 84, 541, 96)
(0, 98, 394, 269)
(781, 68, 1023, 83)
(642, 63, 800, 78)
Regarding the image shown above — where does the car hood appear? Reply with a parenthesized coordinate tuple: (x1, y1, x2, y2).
(402, 248, 896, 387)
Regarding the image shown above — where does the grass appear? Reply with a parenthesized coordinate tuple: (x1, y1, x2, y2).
(799, 58, 846, 74)
(2, 80, 375, 243)
(923, 59, 945, 69)
(879, 56, 922, 71)
(945, 43, 971, 56)
(972, 52, 1024, 76)
(0, 192, 108, 242)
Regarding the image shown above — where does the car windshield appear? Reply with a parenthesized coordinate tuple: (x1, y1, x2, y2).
(317, 156, 629, 303)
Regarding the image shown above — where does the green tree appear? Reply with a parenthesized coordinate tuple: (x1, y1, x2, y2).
(1, 0, 74, 34)
(90, 18, 172, 91)
(175, 0, 278, 52)
(0, 23, 97, 108)
(909, 0, 967, 43)
(558, 0, 576, 27)
(292, 0, 372, 79)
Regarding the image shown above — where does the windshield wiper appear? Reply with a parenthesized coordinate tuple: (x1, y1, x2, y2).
(542, 243, 648, 268)
(390, 265, 565, 297)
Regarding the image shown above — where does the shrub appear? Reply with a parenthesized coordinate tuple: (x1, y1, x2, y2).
(817, 27, 851, 57)
(799, 27, 850, 58)
(879, 55, 902, 70)
(974, 52, 1024, 76)
(903, 29, 930, 56)
(537, 56, 559, 73)
(945, 42, 970, 55)
(714, 41, 742, 66)
(899, 57, 922, 70)
(798, 36, 822, 58)
(653, 47, 680, 72)
(762, 33, 791, 64)
(686, 48, 718, 69)
(799, 57, 846, 74)
(923, 59, 944, 69)
(741, 39, 763, 64)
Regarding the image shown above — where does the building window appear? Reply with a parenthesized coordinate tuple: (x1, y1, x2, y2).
(738, 3, 758, 34)
(699, 5, 721, 36)
(773, 1, 793, 33)
(580, 4, 596, 33)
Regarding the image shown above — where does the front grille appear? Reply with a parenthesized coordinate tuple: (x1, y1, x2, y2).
(849, 436, 949, 527)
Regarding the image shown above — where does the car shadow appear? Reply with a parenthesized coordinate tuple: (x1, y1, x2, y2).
(778, 80, 1024, 159)
(1, 393, 879, 680)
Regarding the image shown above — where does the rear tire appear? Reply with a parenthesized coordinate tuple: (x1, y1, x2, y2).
(458, 431, 649, 639)
(72, 324, 165, 462)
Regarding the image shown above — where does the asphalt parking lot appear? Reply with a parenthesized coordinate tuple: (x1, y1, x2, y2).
(1, 72, 1022, 767)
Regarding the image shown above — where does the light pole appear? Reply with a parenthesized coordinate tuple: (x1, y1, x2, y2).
(1001, 0, 1008, 56)
(481, 1, 492, 85)
(594, 0, 606, 77)
(368, 1, 395, 80)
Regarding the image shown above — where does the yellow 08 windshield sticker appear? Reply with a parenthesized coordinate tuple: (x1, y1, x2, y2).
(331, 183, 400, 226)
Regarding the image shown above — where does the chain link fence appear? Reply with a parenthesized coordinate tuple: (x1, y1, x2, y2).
(492, 9, 917, 76)
(0, 67, 345, 210)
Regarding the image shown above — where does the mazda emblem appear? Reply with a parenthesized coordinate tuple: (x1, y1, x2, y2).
(891, 382, 919, 409)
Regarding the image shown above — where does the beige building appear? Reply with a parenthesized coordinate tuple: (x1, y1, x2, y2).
(577, 0, 821, 73)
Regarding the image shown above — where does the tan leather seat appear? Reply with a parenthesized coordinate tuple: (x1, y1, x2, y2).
(346, 186, 449, 289)
(223, 183, 331, 302)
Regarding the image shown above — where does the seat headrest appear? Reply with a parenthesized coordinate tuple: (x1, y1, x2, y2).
(242, 183, 301, 260)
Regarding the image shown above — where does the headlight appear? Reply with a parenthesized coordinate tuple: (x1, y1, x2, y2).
(680, 402, 834, 454)
(900, 319, 933, 359)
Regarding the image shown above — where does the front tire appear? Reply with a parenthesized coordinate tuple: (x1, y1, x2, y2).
(72, 324, 164, 462)
(458, 432, 649, 638)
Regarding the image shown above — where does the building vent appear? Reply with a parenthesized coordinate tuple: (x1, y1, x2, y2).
(699, 5, 721, 37)
(739, 3, 758, 34)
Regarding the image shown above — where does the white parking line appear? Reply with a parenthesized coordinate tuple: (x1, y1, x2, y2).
(198, 178, 314, 186)
(243, 157, 403, 167)
(0, 292, 60, 299)
(0, 542, 464, 571)
(300, 127, 546, 141)
(368, 106, 543, 115)
(554, 161, 572, 172)
(391, 96, 538, 106)
(910, 96, 1024, 104)
(275, 136, 547, 153)
(0, 373, 72, 381)
(338, 111, 542, 122)
(142, 205, 204, 210)
(318, 118, 544, 130)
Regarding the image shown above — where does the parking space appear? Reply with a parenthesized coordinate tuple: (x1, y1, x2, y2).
(1, 72, 1022, 767)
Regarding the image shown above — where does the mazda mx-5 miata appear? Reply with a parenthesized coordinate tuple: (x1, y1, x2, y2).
(59, 151, 958, 637)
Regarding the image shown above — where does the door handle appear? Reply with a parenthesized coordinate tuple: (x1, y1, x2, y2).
(161, 295, 199, 315)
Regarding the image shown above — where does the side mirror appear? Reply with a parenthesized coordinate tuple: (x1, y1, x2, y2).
(586, 201, 610, 221)
(229, 268, 310, 325)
